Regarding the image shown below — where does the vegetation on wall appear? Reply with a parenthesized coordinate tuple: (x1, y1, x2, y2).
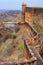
(32, 17, 43, 34)
(33, 24, 43, 33)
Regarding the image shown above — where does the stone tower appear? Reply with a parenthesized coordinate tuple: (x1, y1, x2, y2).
(22, 2, 26, 23)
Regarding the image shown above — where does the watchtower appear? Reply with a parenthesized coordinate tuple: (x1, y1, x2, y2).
(22, 1, 26, 23)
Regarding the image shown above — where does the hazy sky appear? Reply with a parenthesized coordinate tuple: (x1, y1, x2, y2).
(0, 0, 43, 10)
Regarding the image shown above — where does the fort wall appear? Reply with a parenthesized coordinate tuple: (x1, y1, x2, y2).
(22, 3, 43, 25)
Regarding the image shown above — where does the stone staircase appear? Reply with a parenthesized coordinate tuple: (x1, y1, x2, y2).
(29, 45, 43, 65)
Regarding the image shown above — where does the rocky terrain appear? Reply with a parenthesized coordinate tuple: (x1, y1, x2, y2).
(0, 23, 30, 62)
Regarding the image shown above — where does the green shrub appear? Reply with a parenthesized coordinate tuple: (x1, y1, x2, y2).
(12, 35, 17, 39)
(18, 44, 24, 50)
(40, 48, 43, 58)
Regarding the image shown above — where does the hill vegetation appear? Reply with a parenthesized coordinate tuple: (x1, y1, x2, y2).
(32, 17, 43, 35)
(0, 25, 29, 61)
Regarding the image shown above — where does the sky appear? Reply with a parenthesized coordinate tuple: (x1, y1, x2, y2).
(0, 0, 43, 10)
